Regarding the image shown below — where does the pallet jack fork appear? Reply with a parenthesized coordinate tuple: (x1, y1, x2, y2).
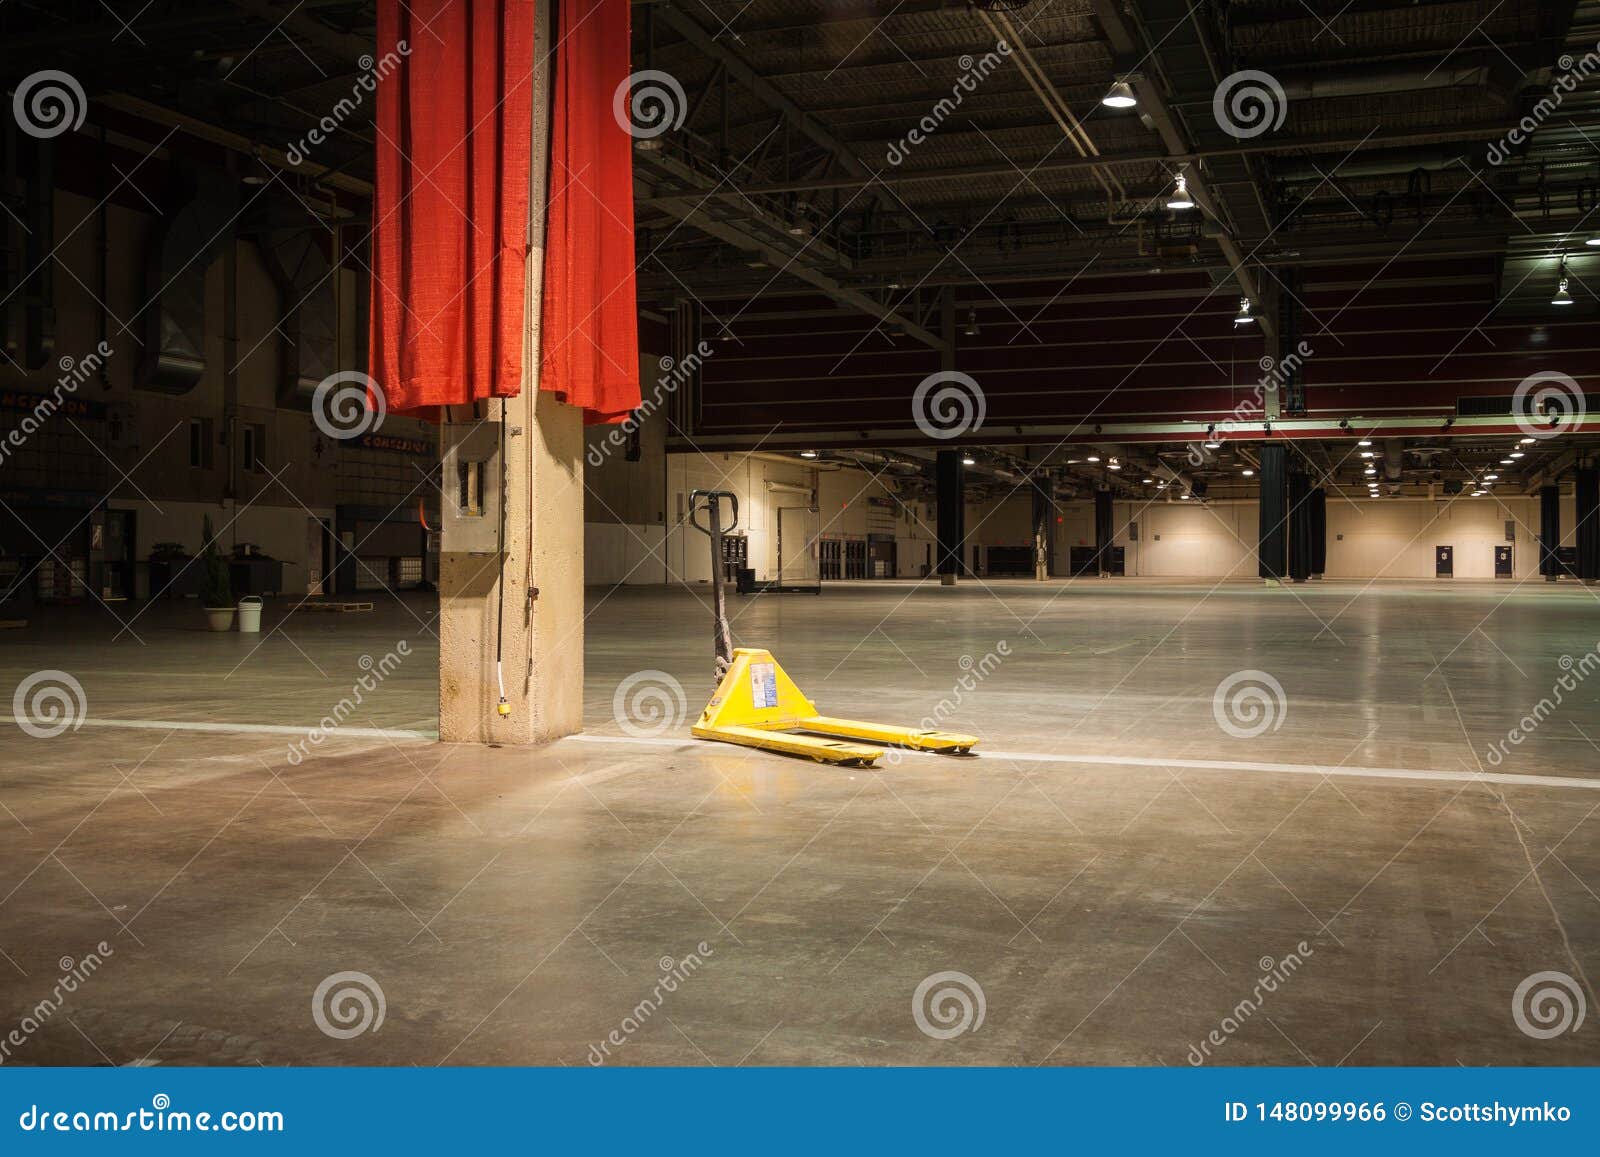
(686, 489, 978, 767)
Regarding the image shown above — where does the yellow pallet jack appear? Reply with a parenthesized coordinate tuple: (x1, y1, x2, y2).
(686, 490, 979, 767)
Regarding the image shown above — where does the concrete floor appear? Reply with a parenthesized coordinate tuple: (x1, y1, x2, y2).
(1, 577, 1597, 1066)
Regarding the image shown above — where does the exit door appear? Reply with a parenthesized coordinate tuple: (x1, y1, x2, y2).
(1436, 545, 1454, 577)
(1494, 545, 1513, 577)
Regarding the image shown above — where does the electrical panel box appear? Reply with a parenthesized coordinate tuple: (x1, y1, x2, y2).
(441, 422, 503, 554)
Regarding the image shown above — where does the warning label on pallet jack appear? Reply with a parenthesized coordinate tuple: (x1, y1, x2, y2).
(750, 662, 778, 708)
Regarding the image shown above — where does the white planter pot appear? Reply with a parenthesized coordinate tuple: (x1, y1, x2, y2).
(237, 596, 263, 634)
(205, 606, 236, 632)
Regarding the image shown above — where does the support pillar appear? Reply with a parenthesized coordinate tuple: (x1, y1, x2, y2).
(1093, 489, 1113, 576)
(1540, 483, 1562, 580)
(936, 449, 964, 585)
(438, 2, 583, 744)
(438, 394, 584, 743)
(1577, 466, 1599, 582)
(1257, 443, 1287, 581)
(1287, 470, 1312, 582)
(1031, 472, 1053, 580)
(1309, 487, 1327, 578)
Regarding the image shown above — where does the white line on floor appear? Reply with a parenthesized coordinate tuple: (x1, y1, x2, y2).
(0, 716, 435, 741)
(563, 733, 1600, 792)
(15, 720, 1593, 793)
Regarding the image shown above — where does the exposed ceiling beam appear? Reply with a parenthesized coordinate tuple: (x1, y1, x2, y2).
(652, 2, 872, 182)
(1103, 0, 1275, 343)
(97, 93, 374, 195)
(224, 0, 373, 66)
(642, 123, 1526, 202)
(647, 196, 944, 349)
(646, 0, 944, 349)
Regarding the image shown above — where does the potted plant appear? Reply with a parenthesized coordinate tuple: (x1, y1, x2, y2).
(200, 516, 235, 632)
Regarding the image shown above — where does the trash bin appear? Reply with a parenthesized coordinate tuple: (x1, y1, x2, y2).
(237, 595, 263, 634)
(736, 567, 756, 595)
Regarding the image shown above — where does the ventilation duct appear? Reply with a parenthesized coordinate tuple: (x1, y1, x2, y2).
(262, 231, 337, 407)
(1272, 148, 1471, 183)
(1278, 62, 1498, 101)
(1383, 440, 1405, 483)
(138, 169, 238, 394)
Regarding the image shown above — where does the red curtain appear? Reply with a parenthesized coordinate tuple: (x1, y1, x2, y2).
(370, 0, 640, 425)
(540, 0, 640, 423)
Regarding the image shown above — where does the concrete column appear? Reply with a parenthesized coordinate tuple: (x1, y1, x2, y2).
(1031, 472, 1052, 580)
(935, 449, 964, 585)
(438, 0, 583, 745)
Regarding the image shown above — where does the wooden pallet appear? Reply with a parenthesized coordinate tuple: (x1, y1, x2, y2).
(0, 619, 26, 630)
(290, 601, 374, 613)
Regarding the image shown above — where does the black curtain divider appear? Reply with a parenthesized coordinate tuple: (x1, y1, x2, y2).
(1540, 484, 1562, 578)
(1577, 467, 1600, 581)
(1094, 489, 1113, 574)
(936, 450, 965, 576)
(1257, 444, 1288, 579)
(1309, 487, 1327, 575)
(1288, 471, 1313, 582)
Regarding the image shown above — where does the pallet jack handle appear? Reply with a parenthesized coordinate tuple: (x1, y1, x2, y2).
(687, 490, 739, 685)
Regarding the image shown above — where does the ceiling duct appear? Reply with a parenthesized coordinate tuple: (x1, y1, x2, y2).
(261, 230, 337, 407)
(1278, 62, 1499, 102)
(1272, 147, 1472, 183)
(1383, 440, 1406, 483)
(138, 169, 238, 394)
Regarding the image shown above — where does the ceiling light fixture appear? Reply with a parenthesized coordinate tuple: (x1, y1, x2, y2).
(1553, 261, 1574, 306)
(1587, 233, 1600, 247)
(800, 450, 818, 459)
(1510, 451, 1525, 458)
(1242, 468, 1255, 477)
(961, 454, 976, 466)
(1102, 79, 1138, 109)
(1358, 438, 1373, 447)
(1086, 454, 1101, 463)
(1520, 436, 1536, 445)
(1167, 171, 1195, 211)
(1233, 296, 1255, 326)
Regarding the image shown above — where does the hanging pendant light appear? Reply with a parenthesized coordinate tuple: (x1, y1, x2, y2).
(1167, 171, 1195, 210)
(1233, 296, 1255, 327)
(1102, 80, 1137, 109)
(1553, 261, 1574, 306)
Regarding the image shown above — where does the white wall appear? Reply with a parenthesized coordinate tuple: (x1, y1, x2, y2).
(1045, 493, 1554, 579)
